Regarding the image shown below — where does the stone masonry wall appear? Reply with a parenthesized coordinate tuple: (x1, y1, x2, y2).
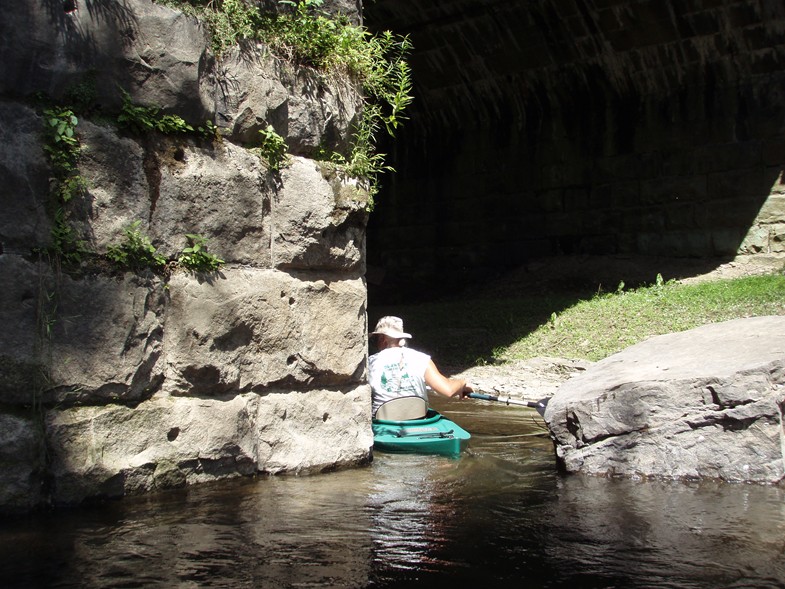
(366, 0, 785, 297)
(0, 0, 372, 514)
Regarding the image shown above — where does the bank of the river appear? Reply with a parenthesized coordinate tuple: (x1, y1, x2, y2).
(450, 357, 592, 403)
(370, 253, 785, 371)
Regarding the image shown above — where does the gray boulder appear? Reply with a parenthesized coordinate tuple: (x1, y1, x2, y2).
(545, 316, 785, 484)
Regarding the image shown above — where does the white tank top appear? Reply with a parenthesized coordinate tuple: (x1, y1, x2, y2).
(368, 346, 431, 415)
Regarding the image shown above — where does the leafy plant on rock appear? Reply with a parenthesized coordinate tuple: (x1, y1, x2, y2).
(51, 208, 88, 266)
(155, 0, 413, 209)
(117, 89, 194, 135)
(106, 221, 167, 271)
(43, 107, 80, 171)
(258, 124, 289, 171)
(42, 107, 89, 263)
(177, 233, 224, 273)
(256, 0, 413, 207)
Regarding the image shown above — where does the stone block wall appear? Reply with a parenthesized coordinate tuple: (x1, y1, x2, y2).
(366, 0, 785, 297)
(0, 0, 371, 514)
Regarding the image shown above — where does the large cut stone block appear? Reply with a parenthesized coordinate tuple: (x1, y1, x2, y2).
(46, 385, 372, 505)
(163, 268, 367, 395)
(149, 138, 271, 264)
(45, 394, 259, 504)
(0, 0, 213, 124)
(0, 256, 50, 406)
(215, 46, 362, 155)
(45, 272, 167, 407)
(0, 104, 51, 250)
(273, 156, 368, 271)
(255, 386, 373, 474)
(76, 121, 152, 249)
(0, 413, 45, 514)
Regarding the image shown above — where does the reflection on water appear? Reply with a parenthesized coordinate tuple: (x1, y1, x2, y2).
(2, 396, 784, 588)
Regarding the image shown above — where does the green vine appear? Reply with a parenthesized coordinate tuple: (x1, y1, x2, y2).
(42, 107, 89, 263)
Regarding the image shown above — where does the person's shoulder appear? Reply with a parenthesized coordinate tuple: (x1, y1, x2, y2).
(404, 347, 430, 361)
(370, 348, 394, 362)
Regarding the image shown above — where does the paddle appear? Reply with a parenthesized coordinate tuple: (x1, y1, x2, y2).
(467, 392, 549, 417)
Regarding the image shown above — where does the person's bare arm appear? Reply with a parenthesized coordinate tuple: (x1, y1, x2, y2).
(424, 360, 472, 398)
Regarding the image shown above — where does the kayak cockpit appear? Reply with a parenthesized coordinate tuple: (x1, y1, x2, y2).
(372, 408, 471, 456)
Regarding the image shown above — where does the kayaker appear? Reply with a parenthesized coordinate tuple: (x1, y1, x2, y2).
(369, 316, 472, 417)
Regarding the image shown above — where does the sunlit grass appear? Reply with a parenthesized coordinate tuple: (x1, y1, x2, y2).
(499, 274, 785, 362)
(374, 272, 785, 366)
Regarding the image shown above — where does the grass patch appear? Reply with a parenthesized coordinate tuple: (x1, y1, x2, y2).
(371, 273, 785, 367)
(502, 274, 785, 362)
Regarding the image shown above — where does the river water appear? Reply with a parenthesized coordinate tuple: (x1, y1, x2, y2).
(2, 396, 784, 588)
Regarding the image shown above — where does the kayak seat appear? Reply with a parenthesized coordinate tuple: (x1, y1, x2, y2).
(375, 396, 428, 421)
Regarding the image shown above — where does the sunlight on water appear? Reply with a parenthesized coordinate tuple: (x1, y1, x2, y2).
(1, 396, 784, 588)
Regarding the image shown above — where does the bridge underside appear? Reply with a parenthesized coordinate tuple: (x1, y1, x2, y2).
(364, 0, 785, 300)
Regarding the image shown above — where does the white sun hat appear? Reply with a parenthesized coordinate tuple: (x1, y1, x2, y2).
(370, 316, 412, 339)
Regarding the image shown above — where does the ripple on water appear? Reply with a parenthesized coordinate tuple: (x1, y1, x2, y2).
(1, 400, 784, 588)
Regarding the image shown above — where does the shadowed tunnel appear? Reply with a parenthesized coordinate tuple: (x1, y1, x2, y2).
(363, 0, 785, 305)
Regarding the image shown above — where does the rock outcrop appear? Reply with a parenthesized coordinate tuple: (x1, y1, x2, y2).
(544, 316, 785, 484)
(0, 0, 372, 514)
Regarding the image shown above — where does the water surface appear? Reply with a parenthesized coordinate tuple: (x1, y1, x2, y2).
(2, 396, 784, 588)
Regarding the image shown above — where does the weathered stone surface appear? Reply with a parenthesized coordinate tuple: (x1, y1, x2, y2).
(149, 138, 271, 264)
(77, 120, 272, 264)
(281, 69, 362, 158)
(216, 47, 362, 155)
(46, 272, 166, 407)
(46, 385, 372, 504)
(0, 103, 51, 250)
(0, 0, 371, 514)
(76, 120, 152, 249)
(46, 394, 259, 504)
(256, 387, 373, 474)
(274, 156, 368, 271)
(0, 256, 49, 405)
(0, 0, 213, 123)
(0, 413, 44, 514)
(544, 316, 785, 484)
(215, 47, 289, 145)
(163, 268, 367, 395)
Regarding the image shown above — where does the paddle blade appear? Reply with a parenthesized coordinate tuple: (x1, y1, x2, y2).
(527, 398, 549, 417)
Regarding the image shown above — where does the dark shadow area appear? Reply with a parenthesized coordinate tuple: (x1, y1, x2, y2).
(367, 253, 784, 369)
(364, 0, 785, 341)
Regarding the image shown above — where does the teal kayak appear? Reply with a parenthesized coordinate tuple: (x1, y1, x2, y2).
(372, 409, 471, 456)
